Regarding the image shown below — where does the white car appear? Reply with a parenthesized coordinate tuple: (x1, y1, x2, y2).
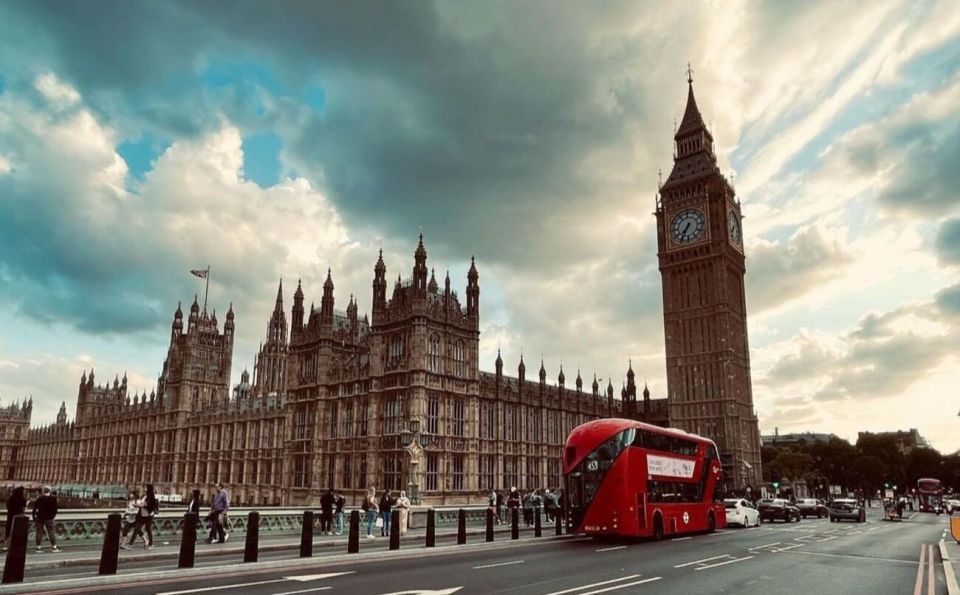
(724, 498, 760, 527)
(947, 499, 960, 514)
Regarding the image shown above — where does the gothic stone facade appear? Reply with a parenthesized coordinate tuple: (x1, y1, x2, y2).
(0, 399, 31, 481)
(13, 237, 665, 505)
(656, 77, 763, 488)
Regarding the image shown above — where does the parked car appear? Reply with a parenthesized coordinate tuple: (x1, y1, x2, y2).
(945, 499, 959, 514)
(829, 498, 866, 523)
(796, 498, 828, 518)
(724, 498, 760, 527)
(758, 499, 801, 523)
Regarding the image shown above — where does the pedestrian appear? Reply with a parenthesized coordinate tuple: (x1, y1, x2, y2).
(3, 486, 26, 551)
(320, 488, 336, 535)
(121, 489, 140, 540)
(206, 482, 230, 544)
(396, 490, 411, 536)
(362, 487, 379, 539)
(187, 489, 202, 515)
(543, 489, 555, 523)
(507, 487, 521, 525)
(125, 484, 158, 550)
(334, 490, 346, 536)
(488, 489, 500, 525)
(379, 490, 394, 537)
(496, 490, 504, 525)
(522, 490, 535, 526)
(32, 485, 60, 552)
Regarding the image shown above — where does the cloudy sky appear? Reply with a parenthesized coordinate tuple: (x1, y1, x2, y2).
(1, 0, 958, 452)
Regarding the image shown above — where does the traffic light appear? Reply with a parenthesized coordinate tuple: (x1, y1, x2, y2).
(883, 481, 891, 489)
(772, 481, 780, 490)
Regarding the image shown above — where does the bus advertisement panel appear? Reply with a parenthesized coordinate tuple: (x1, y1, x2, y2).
(917, 478, 943, 513)
(563, 418, 726, 539)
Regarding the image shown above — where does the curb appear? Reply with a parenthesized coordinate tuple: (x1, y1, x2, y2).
(941, 539, 960, 595)
(5, 533, 578, 594)
(16, 526, 541, 572)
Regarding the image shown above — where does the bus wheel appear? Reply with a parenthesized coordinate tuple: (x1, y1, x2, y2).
(653, 515, 664, 541)
(707, 513, 716, 533)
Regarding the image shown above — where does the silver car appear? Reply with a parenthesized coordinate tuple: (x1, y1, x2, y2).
(829, 498, 865, 523)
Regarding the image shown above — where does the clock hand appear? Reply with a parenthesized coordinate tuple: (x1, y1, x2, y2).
(682, 222, 692, 235)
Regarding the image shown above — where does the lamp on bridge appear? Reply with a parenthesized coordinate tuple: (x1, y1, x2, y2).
(401, 418, 423, 505)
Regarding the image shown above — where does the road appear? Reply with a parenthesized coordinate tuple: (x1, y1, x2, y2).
(18, 509, 953, 595)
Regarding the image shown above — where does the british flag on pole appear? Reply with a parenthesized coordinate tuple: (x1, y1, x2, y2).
(190, 269, 208, 279)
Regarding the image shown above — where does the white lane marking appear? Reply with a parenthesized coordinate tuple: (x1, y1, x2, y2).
(544, 575, 641, 595)
(693, 555, 754, 570)
(285, 572, 354, 582)
(671, 537, 692, 541)
(774, 544, 804, 552)
(817, 535, 837, 542)
(159, 580, 287, 595)
(674, 554, 730, 568)
(271, 588, 332, 595)
(787, 550, 919, 565)
(749, 542, 781, 550)
(577, 578, 663, 595)
(595, 545, 627, 552)
(473, 560, 525, 569)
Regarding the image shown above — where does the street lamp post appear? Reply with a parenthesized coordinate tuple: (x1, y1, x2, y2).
(401, 419, 422, 505)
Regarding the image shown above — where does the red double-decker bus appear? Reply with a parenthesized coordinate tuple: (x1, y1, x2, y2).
(917, 478, 943, 512)
(563, 418, 726, 539)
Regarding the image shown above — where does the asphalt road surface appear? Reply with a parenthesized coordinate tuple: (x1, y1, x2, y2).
(22, 509, 952, 595)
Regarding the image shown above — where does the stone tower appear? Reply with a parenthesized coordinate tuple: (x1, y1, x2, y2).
(254, 280, 290, 396)
(655, 70, 762, 489)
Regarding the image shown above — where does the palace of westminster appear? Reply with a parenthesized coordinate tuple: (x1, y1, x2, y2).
(0, 78, 763, 506)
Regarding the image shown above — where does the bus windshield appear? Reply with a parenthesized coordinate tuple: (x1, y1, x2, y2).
(566, 428, 636, 512)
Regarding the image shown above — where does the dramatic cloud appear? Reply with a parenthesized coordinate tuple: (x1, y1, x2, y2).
(936, 218, 960, 266)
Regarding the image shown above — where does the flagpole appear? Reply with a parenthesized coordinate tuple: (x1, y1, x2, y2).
(203, 265, 210, 313)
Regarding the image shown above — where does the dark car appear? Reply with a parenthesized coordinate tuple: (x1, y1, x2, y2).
(758, 499, 801, 523)
(796, 498, 828, 518)
(829, 498, 866, 523)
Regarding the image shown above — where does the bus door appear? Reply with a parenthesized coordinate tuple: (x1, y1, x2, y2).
(566, 472, 586, 530)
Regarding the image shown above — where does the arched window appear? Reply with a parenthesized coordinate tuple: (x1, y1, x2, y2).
(454, 340, 465, 377)
(428, 334, 441, 372)
(390, 334, 405, 361)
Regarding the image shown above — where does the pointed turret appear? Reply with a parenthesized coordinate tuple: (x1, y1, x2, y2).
(557, 365, 565, 388)
(267, 280, 287, 344)
(495, 348, 503, 377)
(575, 369, 582, 392)
(592, 373, 599, 396)
(539, 359, 546, 384)
(320, 268, 335, 325)
(413, 233, 428, 294)
(662, 65, 718, 190)
(466, 256, 479, 319)
(518, 354, 526, 383)
(225, 302, 235, 334)
(428, 268, 438, 293)
(292, 278, 305, 340)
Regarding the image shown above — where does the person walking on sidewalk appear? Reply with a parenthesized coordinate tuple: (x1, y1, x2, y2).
(3, 486, 26, 551)
(124, 484, 159, 550)
(362, 487, 379, 539)
(121, 489, 140, 541)
(206, 483, 230, 544)
(32, 486, 60, 553)
(379, 490, 394, 537)
(334, 490, 346, 536)
(396, 490, 411, 536)
(187, 489, 202, 515)
(320, 488, 336, 535)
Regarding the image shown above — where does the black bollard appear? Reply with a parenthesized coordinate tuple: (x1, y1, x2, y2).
(485, 507, 494, 542)
(425, 508, 436, 548)
(178, 512, 198, 569)
(555, 512, 563, 536)
(347, 510, 360, 554)
(98, 513, 122, 575)
(457, 508, 467, 545)
(2, 515, 29, 584)
(511, 508, 519, 540)
(243, 511, 259, 563)
(299, 510, 314, 558)
(390, 510, 400, 550)
(535, 507, 542, 537)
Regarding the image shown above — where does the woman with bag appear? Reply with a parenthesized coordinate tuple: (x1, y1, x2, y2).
(121, 489, 140, 541)
(396, 491, 411, 536)
(123, 484, 159, 550)
(363, 487, 379, 539)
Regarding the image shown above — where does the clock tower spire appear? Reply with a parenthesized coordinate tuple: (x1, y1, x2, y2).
(655, 67, 761, 489)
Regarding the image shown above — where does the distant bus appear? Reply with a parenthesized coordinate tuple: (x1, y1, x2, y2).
(563, 418, 726, 539)
(917, 478, 943, 513)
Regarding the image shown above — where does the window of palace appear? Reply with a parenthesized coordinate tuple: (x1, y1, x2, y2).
(329, 401, 338, 438)
(390, 334, 405, 361)
(452, 454, 465, 491)
(479, 455, 494, 490)
(426, 397, 439, 434)
(453, 340, 465, 377)
(384, 452, 402, 491)
(426, 453, 439, 491)
(360, 399, 369, 436)
(343, 404, 354, 438)
(480, 401, 494, 439)
(428, 333, 441, 372)
(525, 457, 538, 490)
(548, 459, 561, 489)
(504, 456, 519, 489)
(342, 455, 353, 488)
(452, 399, 465, 437)
(383, 395, 401, 434)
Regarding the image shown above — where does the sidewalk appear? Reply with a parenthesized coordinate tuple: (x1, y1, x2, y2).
(7, 521, 537, 573)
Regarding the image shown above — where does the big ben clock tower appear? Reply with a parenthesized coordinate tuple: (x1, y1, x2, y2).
(655, 68, 762, 489)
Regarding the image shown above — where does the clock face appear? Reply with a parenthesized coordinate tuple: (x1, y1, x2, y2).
(670, 208, 707, 245)
(727, 210, 742, 246)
